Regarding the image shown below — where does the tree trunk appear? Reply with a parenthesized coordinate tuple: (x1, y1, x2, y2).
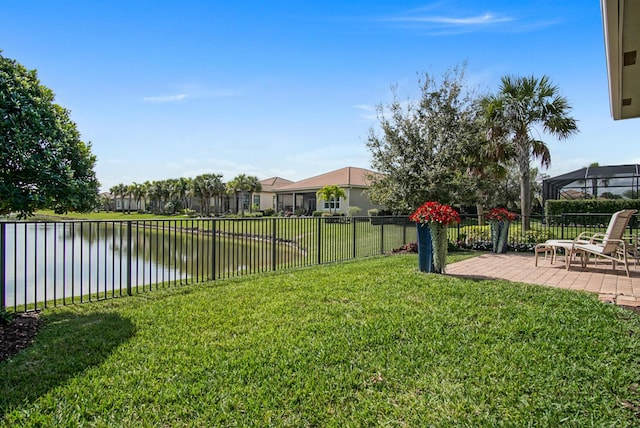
(517, 139, 531, 231)
(476, 203, 485, 226)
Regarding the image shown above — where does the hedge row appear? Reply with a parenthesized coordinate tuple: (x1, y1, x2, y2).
(545, 199, 640, 225)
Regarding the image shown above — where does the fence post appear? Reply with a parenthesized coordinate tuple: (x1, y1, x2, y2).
(271, 218, 277, 272)
(211, 219, 217, 281)
(380, 221, 385, 254)
(317, 217, 322, 265)
(0, 223, 5, 311)
(351, 217, 357, 259)
(126, 221, 132, 296)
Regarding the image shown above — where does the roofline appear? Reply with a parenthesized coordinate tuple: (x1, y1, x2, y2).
(601, 0, 622, 119)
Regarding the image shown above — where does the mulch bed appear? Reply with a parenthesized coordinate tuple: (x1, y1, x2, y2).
(0, 312, 41, 362)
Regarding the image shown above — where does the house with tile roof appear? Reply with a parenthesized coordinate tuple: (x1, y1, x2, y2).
(272, 166, 384, 215)
(253, 177, 294, 212)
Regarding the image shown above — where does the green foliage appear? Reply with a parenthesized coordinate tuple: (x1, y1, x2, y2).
(0, 309, 14, 326)
(0, 52, 100, 217)
(263, 208, 275, 216)
(460, 225, 490, 242)
(512, 227, 555, 244)
(545, 199, 640, 228)
(367, 64, 481, 211)
(545, 199, 640, 217)
(227, 174, 262, 216)
(3, 256, 640, 425)
(316, 185, 347, 214)
(348, 206, 361, 216)
(367, 208, 379, 216)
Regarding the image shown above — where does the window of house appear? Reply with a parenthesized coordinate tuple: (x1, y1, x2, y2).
(323, 198, 340, 210)
(253, 195, 260, 207)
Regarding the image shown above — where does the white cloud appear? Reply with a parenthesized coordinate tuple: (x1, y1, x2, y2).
(353, 104, 377, 120)
(143, 94, 189, 103)
(392, 13, 512, 26)
(373, 4, 558, 35)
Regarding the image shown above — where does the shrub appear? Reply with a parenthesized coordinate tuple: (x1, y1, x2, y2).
(164, 201, 178, 215)
(348, 206, 361, 217)
(460, 225, 490, 243)
(263, 208, 275, 217)
(545, 199, 640, 224)
(367, 208, 379, 217)
(0, 309, 14, 326)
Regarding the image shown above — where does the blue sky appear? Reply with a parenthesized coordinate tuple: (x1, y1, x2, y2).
(2, 1, 637, 191)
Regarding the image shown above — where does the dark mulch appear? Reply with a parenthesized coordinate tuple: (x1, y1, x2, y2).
(0, 312, 41, 362)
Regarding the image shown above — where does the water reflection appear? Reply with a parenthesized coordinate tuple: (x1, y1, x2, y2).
(3, 221, 300, 307)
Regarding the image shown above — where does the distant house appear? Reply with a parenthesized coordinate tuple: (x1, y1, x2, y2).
(272, 166, 384, 215)
(255, 177, 294, 212)
(105, 192, 145, 212)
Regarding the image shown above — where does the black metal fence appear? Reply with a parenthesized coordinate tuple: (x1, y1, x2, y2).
(3, 213, 637, 313)
(1, 216, 413, 312)
(448, 213, 639, 252)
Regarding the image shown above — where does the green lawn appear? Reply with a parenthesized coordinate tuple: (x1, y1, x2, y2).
(2, 254, 640, 426)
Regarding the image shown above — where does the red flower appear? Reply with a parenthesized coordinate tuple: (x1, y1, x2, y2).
(409, 201, 460, 226)
(486, 207, 517, 222)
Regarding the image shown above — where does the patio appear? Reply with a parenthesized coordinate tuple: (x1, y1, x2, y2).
(446, 253, 640, 309)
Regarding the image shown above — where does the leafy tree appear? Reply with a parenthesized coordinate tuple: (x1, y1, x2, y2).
(316, 185, 347, 214)
(480, 75, 578, 230)
(0, 51, 100, 217)
(366, 65, 482, 212)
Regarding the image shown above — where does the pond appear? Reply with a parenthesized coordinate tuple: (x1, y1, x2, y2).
(2, 221, 301, 308)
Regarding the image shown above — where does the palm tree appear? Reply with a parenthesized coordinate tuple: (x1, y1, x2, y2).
(130, 182, 146, 212)
(109, 183, 127, 213)
(246, 175, 262, 213)
(316, 185, 347, 215)
(227, 174, 261, 216)
(480, 75, 578, 230)
(207, 174, 225, 215)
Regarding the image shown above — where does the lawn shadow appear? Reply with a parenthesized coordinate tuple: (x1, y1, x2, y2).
(0, 311, 136, 415)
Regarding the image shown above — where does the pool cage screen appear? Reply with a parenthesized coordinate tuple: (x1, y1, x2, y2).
(542, 164, 640, 206)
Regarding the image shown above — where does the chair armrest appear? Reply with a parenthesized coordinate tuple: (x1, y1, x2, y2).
(574, 232, 600, 243)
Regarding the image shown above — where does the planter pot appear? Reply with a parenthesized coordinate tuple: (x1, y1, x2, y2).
(416, 223, 435, 273)
(490, 220, 510, 253)
(429, 222, 448, 273)
(416, 223, 448, 273)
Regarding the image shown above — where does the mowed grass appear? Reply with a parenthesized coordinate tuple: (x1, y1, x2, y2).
(2, 254, 640, 426)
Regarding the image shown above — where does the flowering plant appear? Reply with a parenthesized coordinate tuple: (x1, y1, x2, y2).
(486, 207, 517, 222)
(409, 201, 460, 226)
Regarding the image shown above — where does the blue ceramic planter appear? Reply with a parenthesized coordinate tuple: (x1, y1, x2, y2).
(416, 223, 435, 273)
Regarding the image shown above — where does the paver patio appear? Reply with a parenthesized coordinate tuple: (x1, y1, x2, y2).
(446, 253, 640, 309)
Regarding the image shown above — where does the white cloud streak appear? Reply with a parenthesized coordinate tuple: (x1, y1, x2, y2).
(391, 13, 512, 26)
(143, 94, 189, 103)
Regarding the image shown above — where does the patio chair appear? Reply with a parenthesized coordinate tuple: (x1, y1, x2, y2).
(565, 209, 638, 277)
